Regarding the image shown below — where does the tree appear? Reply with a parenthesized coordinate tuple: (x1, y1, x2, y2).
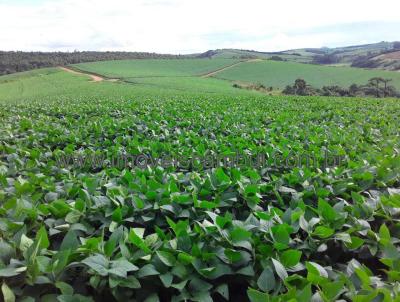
(366, 77, 393, 98)
(386, 85, 398, 98)
(312, 54, 339, 64)
(269, 56, 284, 61)
(349, 84, 361, 97)
(282, 79, 316, 96)
(368, 77, 383, 98)
(321, 85, 349, 97)
(381, 78, 393, 97)
(282, 78, 398, 98)
(282, 85, 295, 95)
(294, 79, 308, 95)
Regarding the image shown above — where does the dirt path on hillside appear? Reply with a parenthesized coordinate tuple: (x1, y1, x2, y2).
(201, 59, 262, 78)
(59, 67, 105, 82)
(60, 59, 263, 81)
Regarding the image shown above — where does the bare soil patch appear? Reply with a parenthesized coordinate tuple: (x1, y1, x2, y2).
(59, 67, 110, 82)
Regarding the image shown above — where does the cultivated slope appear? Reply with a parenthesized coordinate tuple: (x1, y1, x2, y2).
(211, 59, 400, 89)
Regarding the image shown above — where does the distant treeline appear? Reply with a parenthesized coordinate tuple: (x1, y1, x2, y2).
(283, 78, 399, 98)
(0, 51, 188, 75)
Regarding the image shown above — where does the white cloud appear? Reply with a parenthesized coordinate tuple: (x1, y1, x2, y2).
(0, 0, 399, 53)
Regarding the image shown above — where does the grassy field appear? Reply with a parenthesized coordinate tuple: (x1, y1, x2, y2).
(0, 67, 259, 103)
(0, 65, 400, 302)
(73, 57, 400, 91)
(212, 59, 400, 89)
(74, 59, 241, 78)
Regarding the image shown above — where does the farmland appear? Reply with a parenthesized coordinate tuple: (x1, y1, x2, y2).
(73, 58, 400, 92)
(0, 63, 400, 302)
(73, 59, 242, 78)
(211, 59, 400, 89)
(0, 67, 257, 103)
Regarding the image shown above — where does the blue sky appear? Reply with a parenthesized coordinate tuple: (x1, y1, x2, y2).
(0, 0, 399, 53)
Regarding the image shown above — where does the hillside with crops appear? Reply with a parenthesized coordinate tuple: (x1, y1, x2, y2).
(73, 58, 400, 95)
(210, 59, 400, 89)
(0, 62, 400, 302)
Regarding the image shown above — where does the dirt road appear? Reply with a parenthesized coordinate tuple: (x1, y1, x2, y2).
(59, 67, 104, 82)
(201, 59, 262, 78)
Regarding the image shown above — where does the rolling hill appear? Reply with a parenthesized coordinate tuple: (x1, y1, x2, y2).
(2, 48, 400, 101)
(73, 59, 241, 78)
(210, 59, 400, 89)
(0, 65, 258, 102)
(197, 41, 400, 70)
(73, 57, 400, 92)
(2, 41, 400, 77)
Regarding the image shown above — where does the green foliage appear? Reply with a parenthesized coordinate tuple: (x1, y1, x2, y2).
(213, 59, 400, 90)
(284, 78, 399, 98)
(0, 66, 400, 301)
(75, 58, 241, 78)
